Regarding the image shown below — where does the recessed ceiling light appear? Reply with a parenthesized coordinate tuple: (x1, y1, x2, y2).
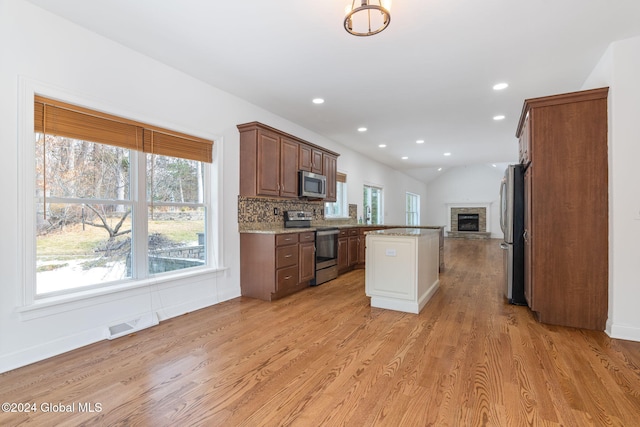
(358, 127, 367, 132)
(312, 98, 325, 104)
(493, 115, 506, 121)
(493, 82, 509, 90)
(492, 164, 497, 167)
(416, 139, 425, 144)
(378, 144, 387, 148)
(444, 152, 451, 156)
(401, 156, 408, 160)
(438, 167, 443, 171)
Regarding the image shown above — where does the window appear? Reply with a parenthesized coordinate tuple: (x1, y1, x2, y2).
(363, 184, 383, 225)
(33, 96, 213, 297)
(325, 172, 347, 218)
(406, 192, 420, 226)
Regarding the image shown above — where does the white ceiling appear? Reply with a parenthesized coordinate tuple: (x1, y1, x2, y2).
(26, 0, 640, 183)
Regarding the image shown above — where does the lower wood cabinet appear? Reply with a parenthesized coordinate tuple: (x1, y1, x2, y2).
(240, 231, 315, 301)
(337, 234, 348, 273)
(347, 230, 359, 267)
(338, 229, 359, 274)
(299, 234, 316, 283)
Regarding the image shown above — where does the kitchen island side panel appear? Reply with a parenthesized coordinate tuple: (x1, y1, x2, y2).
(365, 229, 440, 314)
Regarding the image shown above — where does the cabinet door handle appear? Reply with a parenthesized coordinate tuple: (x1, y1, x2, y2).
(284, 275, 292, 280)
(285, 254, 292, 258)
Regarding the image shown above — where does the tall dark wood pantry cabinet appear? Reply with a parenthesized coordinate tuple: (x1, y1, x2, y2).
(516, 87, 608, 330)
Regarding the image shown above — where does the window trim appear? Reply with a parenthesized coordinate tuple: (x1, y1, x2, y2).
(324, 172, 348, 219)
(405, 191, 420, 226)
(18, 78, 224, 311)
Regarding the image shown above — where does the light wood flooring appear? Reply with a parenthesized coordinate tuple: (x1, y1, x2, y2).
(1, 238, 640, 426)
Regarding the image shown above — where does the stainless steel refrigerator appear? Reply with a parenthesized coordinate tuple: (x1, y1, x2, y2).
(499, 164, 526, 305)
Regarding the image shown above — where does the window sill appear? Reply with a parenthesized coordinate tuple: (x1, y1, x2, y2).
(17, 266, 228, 320)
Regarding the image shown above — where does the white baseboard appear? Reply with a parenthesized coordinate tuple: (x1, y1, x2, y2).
(0, 294, 226, 374)
(606, 321, 640, 343)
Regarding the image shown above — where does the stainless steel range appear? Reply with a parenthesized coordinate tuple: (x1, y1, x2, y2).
(283, 211, 338, 286)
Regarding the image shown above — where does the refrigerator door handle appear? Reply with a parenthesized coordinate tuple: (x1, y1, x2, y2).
(500, 242, 509, 250)
(499, 179, 507, 235)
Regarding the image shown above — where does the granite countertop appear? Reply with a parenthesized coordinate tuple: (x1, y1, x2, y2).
(239, 224, 445, 234)
(239, 227, 314, 234)
(365, 227, 441, 237)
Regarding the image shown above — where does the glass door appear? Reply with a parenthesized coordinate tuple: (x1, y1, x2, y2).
(363, 185, 383, 225)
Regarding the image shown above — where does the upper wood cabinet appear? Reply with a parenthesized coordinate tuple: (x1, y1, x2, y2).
(518, 111, 531, 165)
(516, 87, 609, 331)
(238, 122, 339, 200)
(299, 144, 323, 174)
(279, 136, 299, 198)
(323, 153, 337, 202)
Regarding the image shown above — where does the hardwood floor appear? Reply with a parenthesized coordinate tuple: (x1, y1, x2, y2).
(2, 238, 639, 426)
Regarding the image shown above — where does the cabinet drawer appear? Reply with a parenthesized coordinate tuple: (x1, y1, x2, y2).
(276, 233, 298, 246)
(276, 266, 299, 292)
(299, 231, 315, 242)
(348, 229, 358, 236)
(339, 230, 348, 238)
(276, 245, 298, 268)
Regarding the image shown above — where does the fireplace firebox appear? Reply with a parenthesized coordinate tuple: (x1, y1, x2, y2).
(457, 214, 479, 232)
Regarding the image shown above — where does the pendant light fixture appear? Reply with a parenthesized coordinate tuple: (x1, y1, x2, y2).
(344, 0, 391, 37)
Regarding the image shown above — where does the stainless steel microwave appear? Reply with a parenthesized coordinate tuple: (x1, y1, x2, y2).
(299, 170, 326, 198)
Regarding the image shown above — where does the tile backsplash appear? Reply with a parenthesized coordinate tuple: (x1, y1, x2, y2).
(238, 196, 357, 230)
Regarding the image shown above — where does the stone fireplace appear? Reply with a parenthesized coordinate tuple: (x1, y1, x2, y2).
(447, 205, 491, 239)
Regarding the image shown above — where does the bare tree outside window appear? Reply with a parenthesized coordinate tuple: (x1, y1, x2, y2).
(35, 135, 207, 295)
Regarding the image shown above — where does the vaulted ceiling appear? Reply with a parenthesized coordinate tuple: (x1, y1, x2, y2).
(26, 0, 640, 182)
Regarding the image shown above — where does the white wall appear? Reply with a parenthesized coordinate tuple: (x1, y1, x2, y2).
(0, 0, 428, 372)
(583, 36, 640, 341)
(424, 164, 506, 238)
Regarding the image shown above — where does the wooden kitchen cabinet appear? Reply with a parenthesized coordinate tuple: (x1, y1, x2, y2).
(518, 111, 531, 165)
(337, 233, 348, 273)
(347, 229, 359, 267)
(254, 128, 280, 196)
(323, 154, 337, 202)
(238, 124, 299, 198)
(338, 229, 359, 274)
(523, 167, 533, 308)
(516, 87, 608, 330)
(240, 231, 314, 301)
(238, 122, 339, 200)
(299, 144, 323, 174)
(279, 137, 299, 198)
(298, 231, 316, 283)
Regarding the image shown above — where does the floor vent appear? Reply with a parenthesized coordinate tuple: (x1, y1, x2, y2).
(106, 312, 159, 340)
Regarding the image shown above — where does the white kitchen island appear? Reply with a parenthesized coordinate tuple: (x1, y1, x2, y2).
(365, 228, 440, 314)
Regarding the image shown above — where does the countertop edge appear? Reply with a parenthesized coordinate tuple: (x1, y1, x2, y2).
(239, 225, 445, 234)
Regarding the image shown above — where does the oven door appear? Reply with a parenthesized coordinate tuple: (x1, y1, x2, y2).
(313, 228, 339, 285)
